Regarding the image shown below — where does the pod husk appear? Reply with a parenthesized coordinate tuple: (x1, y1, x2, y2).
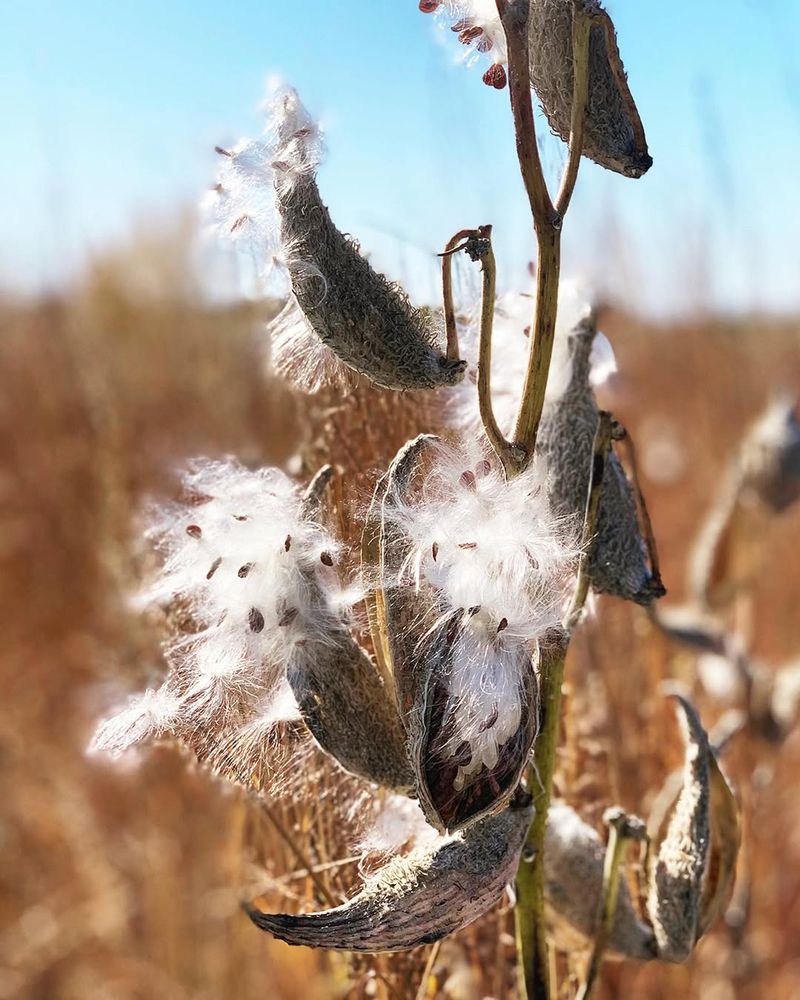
(276, 172, 466, 391)
(378, 436, 538, 833)
(537, 312, 663, 604)
(246, 795, 533, 952)
(528, 0, 652, 178)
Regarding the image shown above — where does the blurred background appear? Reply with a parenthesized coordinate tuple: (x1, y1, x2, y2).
(2, 2, 800, 998)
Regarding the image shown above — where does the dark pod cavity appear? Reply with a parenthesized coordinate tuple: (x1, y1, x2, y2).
(536, 312, 663, 605)
(274, 145, 466, 391)
(379, 437, 538, 834)
(245, 795, 533, 952)
(528, 0, 652, 178)
(284, 467, 414, 793)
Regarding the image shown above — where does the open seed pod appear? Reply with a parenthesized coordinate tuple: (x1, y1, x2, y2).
(246, 793, 533, 951)
(528, 0, 652, 177)
(375, 435, 573, 834)
(271, 89, 466, 391)
(536, 308, 664, 604)
(646, 694, 741, 962)
(285, 467, 414, 792)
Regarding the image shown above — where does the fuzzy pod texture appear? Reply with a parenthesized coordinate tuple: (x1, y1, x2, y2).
(536, 309, 663, 604)
(646, 695, 712, 963)
(90, 459, 411, 792)
(270, 89, 466, 392)
(528, 0, 652, 177)
(544, 801, 656, 960)
(246, 794, 533, 952)
(378, 435, 577, 833)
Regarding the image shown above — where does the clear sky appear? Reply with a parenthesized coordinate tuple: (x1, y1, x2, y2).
(3, 0, 800, 316)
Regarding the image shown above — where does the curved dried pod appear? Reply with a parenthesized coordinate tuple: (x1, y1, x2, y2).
(646, 694, 739, 962)
(246, 794, 533, 951)
(271, 89, 466, 391)
(543, 801, 656, 960)
(379, 436, 559, 834)
(528, 0, 652, 178)
(738, 395, 800, 513)
(286, 466, 414, 792)
(536, 308, 663, 604)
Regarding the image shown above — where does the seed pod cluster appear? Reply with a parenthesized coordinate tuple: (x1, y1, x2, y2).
(536, 310, 663, 604)
(271, 90, 467, 391)
(528, 0, 652, 178)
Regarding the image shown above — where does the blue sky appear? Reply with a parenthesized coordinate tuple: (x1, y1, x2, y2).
(3, 0, 800, 316)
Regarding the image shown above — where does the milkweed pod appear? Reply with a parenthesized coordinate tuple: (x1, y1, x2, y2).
(537, 310, 663, 604)
(272, 90, 467, 391)
(543, 801, 656, 959)
(285, 465, 414, 792)
(646, 694, 740, 962)
(528, 0, 652, 178)
(245, 793, 533, 952)
(738, 395, 800, 513)
(379, 436, 545, 834)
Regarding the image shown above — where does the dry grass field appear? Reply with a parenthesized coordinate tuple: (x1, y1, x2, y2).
(2, 235, 799, 999)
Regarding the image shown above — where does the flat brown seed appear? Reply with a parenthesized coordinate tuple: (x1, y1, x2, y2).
(206, 557, 222, 580)
(186, 524, 202, 539)
(248, 608, 265, 633)
(284, 534, 292, 551)
(238, 562, 254, 578)
(320, 551, 334, 566)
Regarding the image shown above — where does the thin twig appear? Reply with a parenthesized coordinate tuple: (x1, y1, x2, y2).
(440, 229, 473, 361)
(576, 809, 646, 1000)
(415, 940, 442, 1000)
(555, 4, 593, 216)
(259, 802, 338, 908)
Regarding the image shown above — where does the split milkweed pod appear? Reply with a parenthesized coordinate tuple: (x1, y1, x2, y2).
(284, 466, 414, 792)
(536, 306, 664, 604)
(528, 0, 652, 178)
(245, 793, 533, 952)
(271, 89, 467, 391)
(378, 436, 568, 834)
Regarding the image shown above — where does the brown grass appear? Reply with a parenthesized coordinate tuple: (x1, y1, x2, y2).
(2, 234, 799, 1000)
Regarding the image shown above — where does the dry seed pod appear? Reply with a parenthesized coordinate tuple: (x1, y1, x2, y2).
(285, 466, 414, 792)
(272, 90, 466, 391)
(246, 794, 533, 951)
(738, 395, 800, 513)
(543, 801, 656, 960)
(528, 0, 652, 178)
(537, 310, 662, 604)
(379, 436, 559, 834)
(645, 694, 740, 962)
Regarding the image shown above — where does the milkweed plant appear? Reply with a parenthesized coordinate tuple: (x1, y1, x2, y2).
(91, 3, 759, 998)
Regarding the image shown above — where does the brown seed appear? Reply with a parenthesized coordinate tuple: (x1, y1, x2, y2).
(418, 0, 440, 11)
(206, 557, 222, 580)
(458, 542, 477, 550)
(186, 524, 202, 539)
(279, 607, 298, 627)
(248, 608, 265, 633)
(238, 562, 254, 578)
(284, 534, 292, 551)
(214, 145, 232, 157)
(459, 470, 476, 490)
(458, 25, 484, 45)
(431, 541, 439, 562)
(497, 617, 508, 633)
(233, 514, 249, 522)
(230, 215, 250, 232)
(482, 64, 507, 90)
(467, 605, 481, 617)
(475, 459, 492, 478)
(320, 551, 334, 567)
